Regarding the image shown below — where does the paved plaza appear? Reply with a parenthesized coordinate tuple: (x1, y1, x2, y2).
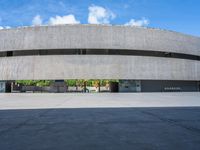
(0, 93, 200, 150)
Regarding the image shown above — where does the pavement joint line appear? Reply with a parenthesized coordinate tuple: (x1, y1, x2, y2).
(0, 97, 75, 136)
(0, 117, 35, 136)
(0, 120, 165, 126)
(0, 109, 52, 136)
(141, 110, 200, 135)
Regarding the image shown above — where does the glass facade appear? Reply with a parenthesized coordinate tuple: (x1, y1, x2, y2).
(0, 81, 5, 93)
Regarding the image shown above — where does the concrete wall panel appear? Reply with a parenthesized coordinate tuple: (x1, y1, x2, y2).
(0, 25, 200, 56)
(0, 55, 199, 80)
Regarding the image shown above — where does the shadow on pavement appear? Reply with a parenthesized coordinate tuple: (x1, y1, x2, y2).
(0, 107, 200, 150)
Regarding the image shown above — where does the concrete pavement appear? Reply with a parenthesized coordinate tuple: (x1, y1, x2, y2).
(0, 93, 200, 150)
(0, 92, 200, 109)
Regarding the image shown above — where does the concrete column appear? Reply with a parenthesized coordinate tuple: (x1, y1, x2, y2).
(83, 81, 87, 93)
(98, 80, 100, 92)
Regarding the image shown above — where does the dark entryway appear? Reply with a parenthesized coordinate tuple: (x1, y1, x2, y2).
(5, 82, 12, 93)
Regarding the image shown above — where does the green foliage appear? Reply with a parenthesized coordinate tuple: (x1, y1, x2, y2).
(64, 80, 76, 86)
(36, 80, 52, 87)
(16, 80, 52, 87)
(16, 79, 119, 87)
(65, 79, 119, 86)
(16, 80, 37, 86)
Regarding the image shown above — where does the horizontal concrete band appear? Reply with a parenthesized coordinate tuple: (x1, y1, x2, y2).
(0, 25, 200, 56)
(0, 55, 199, 80)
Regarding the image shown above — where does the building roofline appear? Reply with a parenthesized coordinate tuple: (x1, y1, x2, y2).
(0, 24, 199, 39)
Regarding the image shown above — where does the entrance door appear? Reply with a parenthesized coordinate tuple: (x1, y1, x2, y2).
(135, 81, 141, 92)
(119, 80, 141, 92)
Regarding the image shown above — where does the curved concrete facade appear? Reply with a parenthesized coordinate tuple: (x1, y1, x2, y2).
(0, 24, 200, 82)
(0, 25, 200, 56)
(0, 55, 199, 80)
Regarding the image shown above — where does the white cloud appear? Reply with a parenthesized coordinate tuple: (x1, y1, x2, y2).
(49, 14, 80, 25)
(88, 5, 116, 24)
(5, 26, 11, 29)
(125, 18, 149, 27)
(32, 15, 43, 26)
(0, 26, 11, 30)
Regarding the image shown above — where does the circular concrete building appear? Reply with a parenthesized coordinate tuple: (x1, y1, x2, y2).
(0, 24, 200, 92)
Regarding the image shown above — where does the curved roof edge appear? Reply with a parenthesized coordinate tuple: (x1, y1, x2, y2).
(0, 24, 199, 39)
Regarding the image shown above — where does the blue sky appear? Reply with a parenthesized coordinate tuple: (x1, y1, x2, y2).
(0, 0, 200, 36)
